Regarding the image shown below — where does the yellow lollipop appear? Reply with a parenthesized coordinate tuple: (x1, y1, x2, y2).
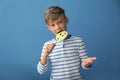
(56, 31, 68, 42)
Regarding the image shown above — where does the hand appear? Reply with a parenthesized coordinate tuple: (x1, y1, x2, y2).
(40, 43, 55, 65)
(44, 43, 55, 57)
(82, 57, 96, 68)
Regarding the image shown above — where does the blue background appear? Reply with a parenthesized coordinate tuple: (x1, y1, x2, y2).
(0, 0, 120, 80)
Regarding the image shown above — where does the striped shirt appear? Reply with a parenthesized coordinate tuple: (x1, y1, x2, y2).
(37, 35, 88, 80)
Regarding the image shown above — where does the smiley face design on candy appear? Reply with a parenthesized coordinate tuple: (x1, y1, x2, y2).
(56, 31, 68, 42)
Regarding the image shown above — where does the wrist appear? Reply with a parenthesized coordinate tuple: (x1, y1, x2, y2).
(40, 55, 48, 65)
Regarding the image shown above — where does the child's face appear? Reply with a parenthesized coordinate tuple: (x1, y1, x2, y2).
(47, 17, 68, 35)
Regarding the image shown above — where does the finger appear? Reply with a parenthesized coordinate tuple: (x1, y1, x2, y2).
(83, 59, 93, 64)
(87, 60, 94, 64)
(90, 57, 96, 61)
(46, 43, 55, 53)
(51, 43, 56, 47)
(47, 43, 55, 48)
(49, 43, 55, 50)
(85, 61, 93, 67)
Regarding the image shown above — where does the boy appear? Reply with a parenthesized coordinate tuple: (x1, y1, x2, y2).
(37, 6, 96, 80)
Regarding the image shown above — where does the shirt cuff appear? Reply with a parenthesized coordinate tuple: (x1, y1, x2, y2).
(39, 61, 48, 68)
(37, 61, 48, 74)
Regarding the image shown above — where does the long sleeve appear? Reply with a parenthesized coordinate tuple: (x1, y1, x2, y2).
(37, 61, 48, 74)
(37, 43, 49, 74)
(78, 38, 89, 69)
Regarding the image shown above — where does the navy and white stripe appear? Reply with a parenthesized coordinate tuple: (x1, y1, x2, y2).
(37, 36, 88, 80)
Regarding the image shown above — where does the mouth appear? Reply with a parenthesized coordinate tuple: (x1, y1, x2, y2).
(57, 31, 62, 34)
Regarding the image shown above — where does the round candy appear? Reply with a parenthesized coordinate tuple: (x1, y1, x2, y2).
(56, 31, 68, 42)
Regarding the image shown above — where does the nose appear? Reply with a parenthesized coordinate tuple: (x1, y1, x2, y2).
(55, 24, 60, 29)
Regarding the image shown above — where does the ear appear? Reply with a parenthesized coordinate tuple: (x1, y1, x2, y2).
(65, 17, 69, 24)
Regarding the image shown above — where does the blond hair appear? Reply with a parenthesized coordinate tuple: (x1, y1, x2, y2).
(45, 6, 67, 24)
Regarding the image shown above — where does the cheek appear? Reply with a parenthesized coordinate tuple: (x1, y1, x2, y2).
(63, 26, 67, 30)
(48, 26, 54, 31)
(61, 24, 66, 29)
(50, 29, 57, 35)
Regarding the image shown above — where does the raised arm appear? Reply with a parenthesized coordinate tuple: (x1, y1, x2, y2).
(37, 43, 55, 74)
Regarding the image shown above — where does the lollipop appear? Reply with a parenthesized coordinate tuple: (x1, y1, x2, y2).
(56, 31, 68, 42)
